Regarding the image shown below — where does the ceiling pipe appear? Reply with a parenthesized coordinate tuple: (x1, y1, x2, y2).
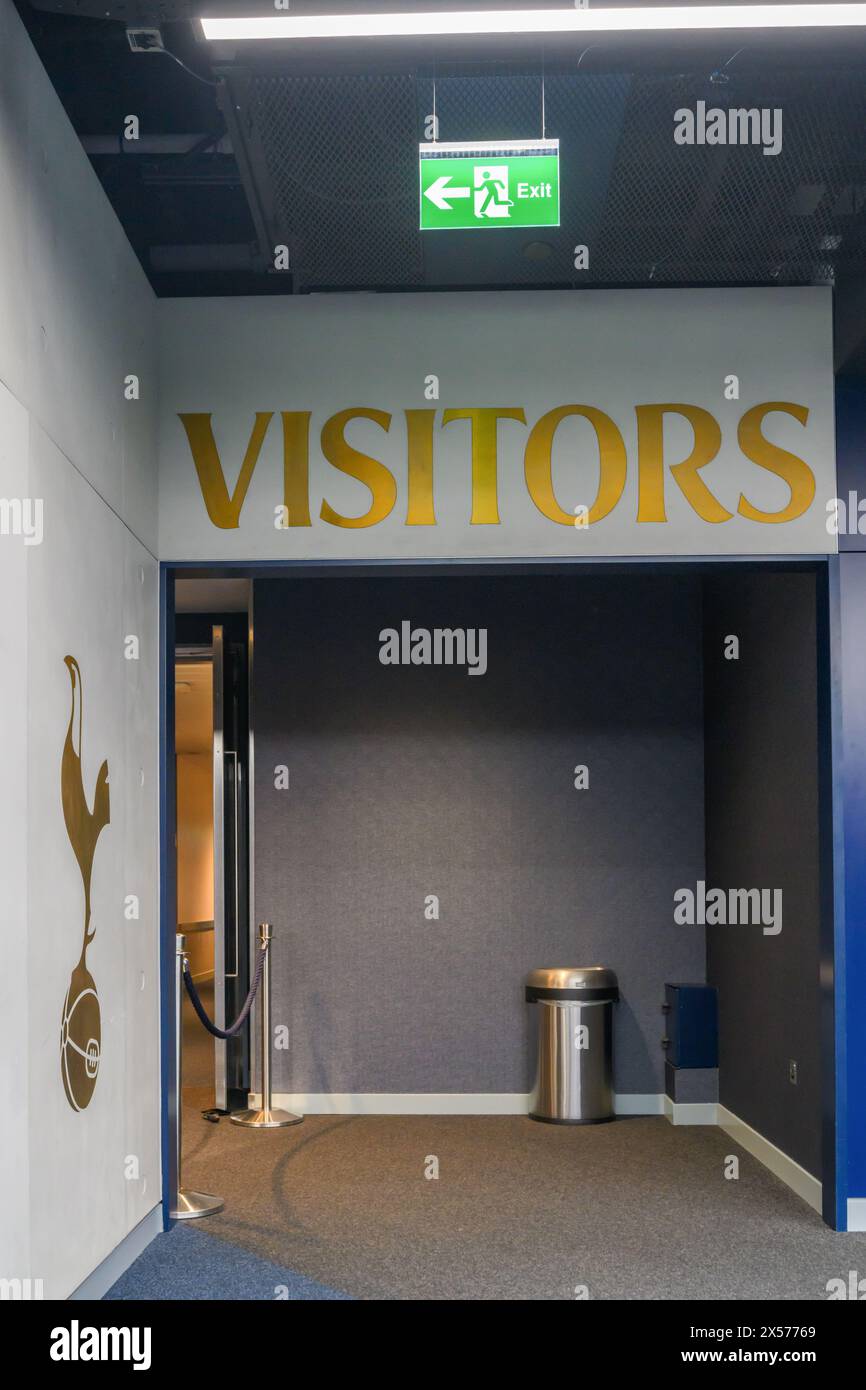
(149, 242, 262, 272)
(80, 134, 233, 155)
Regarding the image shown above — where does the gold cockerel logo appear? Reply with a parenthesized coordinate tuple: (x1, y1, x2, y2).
(60, 655, 110, 1111)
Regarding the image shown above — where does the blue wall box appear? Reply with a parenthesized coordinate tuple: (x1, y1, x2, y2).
(663, 984, 719, 1069)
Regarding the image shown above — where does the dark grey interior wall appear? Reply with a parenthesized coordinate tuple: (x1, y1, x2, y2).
(254, 573, 705, 1095)
(704, 572, 822, 1178)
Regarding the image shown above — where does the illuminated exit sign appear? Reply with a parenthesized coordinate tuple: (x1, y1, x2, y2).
(419, 139, 560, 231)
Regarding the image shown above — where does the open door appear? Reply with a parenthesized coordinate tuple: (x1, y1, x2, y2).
(212, 622, 251, 1113)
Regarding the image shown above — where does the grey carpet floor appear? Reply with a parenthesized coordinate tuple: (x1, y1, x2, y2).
(178, 1087, 866, 1300)
(106, 1225, 352, 1301)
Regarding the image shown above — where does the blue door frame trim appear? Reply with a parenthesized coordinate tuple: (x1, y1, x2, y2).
(158, 555, 844, 1228)
(833, 553, 866, 1229)
(159, 566, 177, 1229)
(822, 558, 846, 1229)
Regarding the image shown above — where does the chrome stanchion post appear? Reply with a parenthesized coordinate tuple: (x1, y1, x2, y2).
(231, 924, 303, 1129)
(171, 934, 224, 1219)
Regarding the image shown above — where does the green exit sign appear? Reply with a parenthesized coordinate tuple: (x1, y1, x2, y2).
(419, 139, 560, 231)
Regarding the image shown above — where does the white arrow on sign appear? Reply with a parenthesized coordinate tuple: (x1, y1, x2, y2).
(424, 175, 471, 211)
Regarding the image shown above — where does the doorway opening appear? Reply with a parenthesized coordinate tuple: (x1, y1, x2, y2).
(161, 559, 837, 1250)
(175, 650, 215, 1105)
(172, 579, 253, 1128)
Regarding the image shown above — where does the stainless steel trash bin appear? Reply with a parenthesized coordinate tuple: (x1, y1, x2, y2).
(526, 967, 619, 1124)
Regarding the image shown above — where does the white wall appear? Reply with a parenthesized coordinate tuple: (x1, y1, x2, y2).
(0, 0, 160, 1299)
(0, 0, 157, 550)
(0, 382, 32, 1281)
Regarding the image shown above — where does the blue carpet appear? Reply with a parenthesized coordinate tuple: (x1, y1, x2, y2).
(105, 1224, 353, 1300)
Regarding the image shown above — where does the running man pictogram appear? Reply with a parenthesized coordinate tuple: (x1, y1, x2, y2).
(474, 165, 513, 218)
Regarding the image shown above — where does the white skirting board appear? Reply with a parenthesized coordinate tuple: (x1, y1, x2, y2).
(663, 1095, 718, 1126)
(847, 1199, 866, 1232)
(264, 1092, 529, 1115)
(716, 1105, 822, 1216)
(259, 1092, 666, 1116)
(69, 1204, 164, 1301)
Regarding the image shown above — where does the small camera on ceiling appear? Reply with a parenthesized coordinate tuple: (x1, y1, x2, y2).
(126, 27, 165, 54)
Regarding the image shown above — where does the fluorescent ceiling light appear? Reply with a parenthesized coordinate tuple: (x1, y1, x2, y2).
(200, 6, 866, 43)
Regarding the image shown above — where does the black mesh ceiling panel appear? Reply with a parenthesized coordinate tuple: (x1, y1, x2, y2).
(595, 70, 866, 285)
(221, 66, 866, 292)
(241, 72, 424, 289)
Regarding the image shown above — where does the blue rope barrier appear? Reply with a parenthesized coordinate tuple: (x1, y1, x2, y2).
(183, 940, 267, 1039)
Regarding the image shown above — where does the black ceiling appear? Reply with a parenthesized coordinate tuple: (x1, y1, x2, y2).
(14, 0, 866, 376)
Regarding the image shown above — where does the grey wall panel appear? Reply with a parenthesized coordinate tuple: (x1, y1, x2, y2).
(704, 572, 822, 1178)
(254, 573, 705, 1095)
